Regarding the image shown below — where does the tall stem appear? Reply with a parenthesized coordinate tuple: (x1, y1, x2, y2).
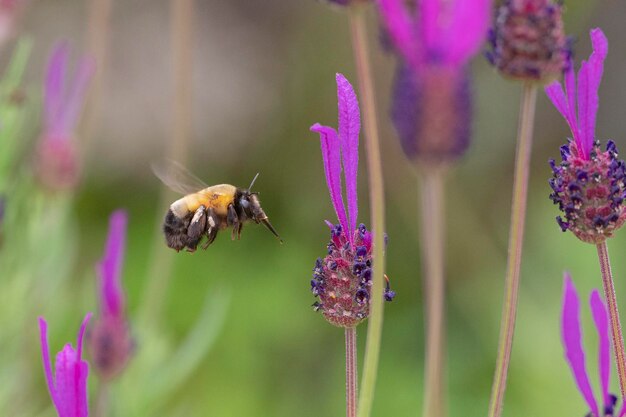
(139, 0, 194, 323)
(346, 327, 358, 417)
(487, 83, 537, 417)
(347, 6, 387, 417)
(81, 0, 113, 154)
(596, 241, 626, 398)
(94, 381, 109, 417)
(419, 167, 446, 417)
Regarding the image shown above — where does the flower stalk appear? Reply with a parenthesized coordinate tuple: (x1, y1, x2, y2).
(346, 327, 358, 417)
(596, 241, 626, 398)
(488, 83, 537, 417)
(347, 6, 387, 417)
(418, 166, 446, 417)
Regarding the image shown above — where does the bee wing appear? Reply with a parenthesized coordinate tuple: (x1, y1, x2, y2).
(151, 160, 209, 195)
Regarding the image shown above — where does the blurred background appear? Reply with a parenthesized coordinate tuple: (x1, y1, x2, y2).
(2, 0, 626, 415)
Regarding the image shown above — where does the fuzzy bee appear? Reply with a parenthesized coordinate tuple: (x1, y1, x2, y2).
(153, 161, 282, 252)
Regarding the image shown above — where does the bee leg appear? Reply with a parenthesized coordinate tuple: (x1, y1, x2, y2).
(185, 205, 207, 252)
(227, 204, 240, 240)
(236, 223, 243, 240)
(202, 208, 219, 250)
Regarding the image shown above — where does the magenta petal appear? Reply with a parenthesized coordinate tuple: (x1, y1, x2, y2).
(44, 43, 70, 136)
(445, 0, 491, 66)
(576, 60, 591, 158)
(562, 274, 599, 416)
(55, 344, 78, 417)
(545, 79, 582, 155)
(419, 0, 440, 51)
(378, 0, 421, 69)
(618, 402, 626, 417)
(98, 210, 128, 318)
(590, 290, 612, 409)
(584, 28, 608, 157)
(335, 73, 360, 241)
(38, 317, 59, 411)
(60, 55, 95, 135)
(310, 123, 349, 236)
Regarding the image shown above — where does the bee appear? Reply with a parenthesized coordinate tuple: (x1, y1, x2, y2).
(153, 161, 282, 252)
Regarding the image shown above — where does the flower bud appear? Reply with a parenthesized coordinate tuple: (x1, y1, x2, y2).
(487, 0, 570, 83)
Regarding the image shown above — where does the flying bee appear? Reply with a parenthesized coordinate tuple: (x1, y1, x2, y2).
(153, 161, 282, 252)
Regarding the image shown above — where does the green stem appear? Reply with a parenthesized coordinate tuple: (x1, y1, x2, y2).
(346, 327, 358, 417)
(94, 381, 109, 417)
(419, 167, 446, 417)
(139, 0, 194, 323)
(596, 241, 626, 399)
(348, 6, 387, 417)
(487, 83, 537, 417)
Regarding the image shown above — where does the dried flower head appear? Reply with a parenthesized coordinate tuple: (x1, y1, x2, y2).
(34, 42, 95, 191)
(310, 73, 395, 328)
(88, 210, 134, 381)
(546, 29, 626, 244)
(487, 0, 570, 83)
(378, 0, 491, 164)
(561, 274, 626, 417)
(39, 313, 92, 417)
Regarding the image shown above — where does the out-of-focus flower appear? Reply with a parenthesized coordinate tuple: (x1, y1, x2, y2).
(88, 210, 134, 381)
(487, 0, 570, 83)
(34, 42, 95, 191)
(0, 0, 25, 47)
(310, 73, 394, 328)
(39, 313, 92, 417)
(547, 29, 626, 244)
(561, 274, 626, 417)
(378, 0, 491, 164)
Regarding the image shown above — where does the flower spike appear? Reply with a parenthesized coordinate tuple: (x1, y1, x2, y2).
(561, 274, 599, 417)
(309, 74, 395, 327)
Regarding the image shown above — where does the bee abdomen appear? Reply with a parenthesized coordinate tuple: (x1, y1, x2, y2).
(163, 209, 192, 251)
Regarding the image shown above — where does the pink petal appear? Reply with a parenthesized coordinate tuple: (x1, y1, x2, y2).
(561, 273, 599, 416)
(577, 60, 592, 158)
(98, 211, 127, 318)
(590, 290, 612, 411)
(419, 0, 441, 53)
(44, 43, 69, 137)
(583, 28, 608, 157)
(378, 0, 421, 69)
(76, 312, 92, 361)
(310, 123, 349, 237)
(335, 73, 360, 242)
(618, 402, 626, 417)
(445, 0, 491, 66)
(59, 55, 95, 135)
(38, 317, 60, 411)
(55, 344, 78, 417)
(545, 77, 582, 156)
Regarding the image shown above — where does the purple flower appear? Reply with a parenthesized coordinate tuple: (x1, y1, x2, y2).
(561, 274, 625, 417)
(378, 0, 491, 162)
(88, 210, 134, 381)
(310, 74, 394, 328)
(546, 29, 626, 243)
(487, 0, 570, 83)
(39, 313, 92, 417)
(35, 42, 95, 191)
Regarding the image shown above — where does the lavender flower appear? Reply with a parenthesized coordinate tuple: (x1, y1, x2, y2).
(34, 42, 95, 191)
(561, 274, 626, 417)
(547, 29, 626, 243)
(0, 0, 24, 46)
(310, 73, 394, 328)
(379, 0, 491, 163)
(487, 0, 570, 83)
(88, 210, 134, 381)
(39, 313, 92, 417)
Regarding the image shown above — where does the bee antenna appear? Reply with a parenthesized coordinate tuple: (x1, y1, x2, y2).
(248, 172, 260, 192)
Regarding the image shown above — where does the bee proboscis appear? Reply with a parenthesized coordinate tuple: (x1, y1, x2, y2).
(152, 161, 282, 252)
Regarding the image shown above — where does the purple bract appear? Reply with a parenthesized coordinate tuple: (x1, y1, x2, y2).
(39, 313, 92, 417)
(561, 274, 626, 417)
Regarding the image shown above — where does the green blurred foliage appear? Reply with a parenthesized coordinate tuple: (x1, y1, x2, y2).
(2, 0, 626, 416)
